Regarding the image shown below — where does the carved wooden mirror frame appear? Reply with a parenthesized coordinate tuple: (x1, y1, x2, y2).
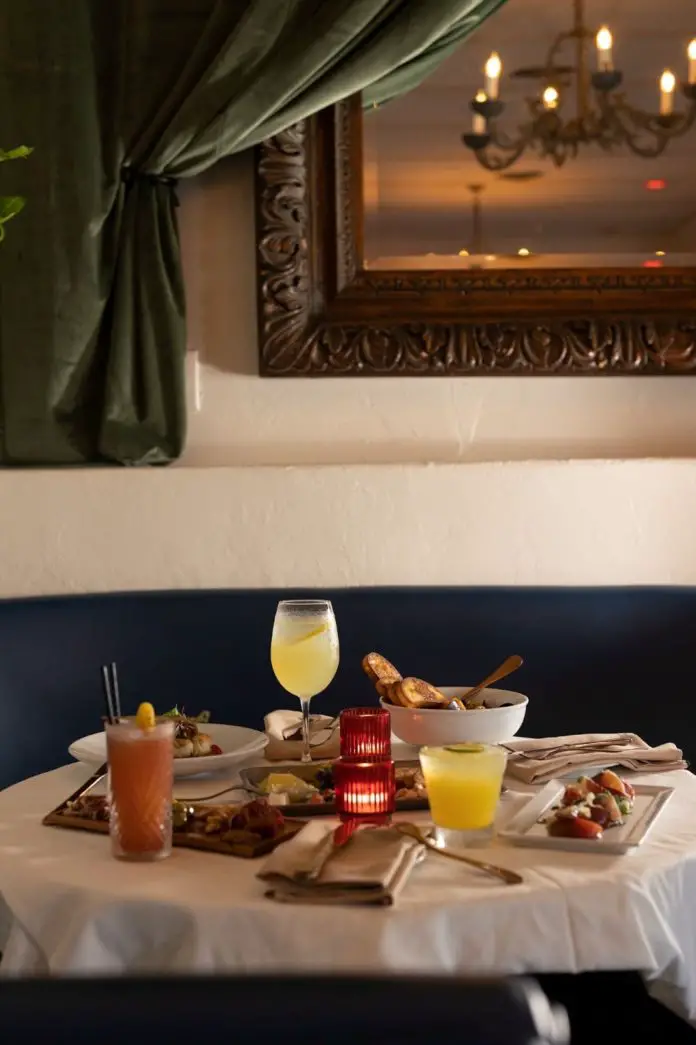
(255, 96, 696, 376)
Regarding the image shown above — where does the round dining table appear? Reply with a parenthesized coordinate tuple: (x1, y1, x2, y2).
(2, 759, 696, 1025)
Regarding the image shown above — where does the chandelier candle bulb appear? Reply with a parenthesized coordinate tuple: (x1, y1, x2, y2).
(542, 86, 559, 111)
(660, 70, 676, 115)
(484, 52, 502, 100)
(689, 40, 696, 85)
(596, 27, 613, 72)
(472, 90, 488, 134)
(472, 112, 486, 134)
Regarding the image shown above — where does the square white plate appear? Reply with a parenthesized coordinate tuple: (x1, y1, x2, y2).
(500, 779, 674, 855)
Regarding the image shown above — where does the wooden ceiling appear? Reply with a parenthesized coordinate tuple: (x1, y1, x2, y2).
(363, 0, 696, 264)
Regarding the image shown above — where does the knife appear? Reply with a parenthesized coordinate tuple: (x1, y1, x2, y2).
(62, 762, 108, 805)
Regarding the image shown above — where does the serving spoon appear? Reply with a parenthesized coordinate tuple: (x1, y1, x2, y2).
(394, 823, 523, 885)
(458, 653, 524, 709)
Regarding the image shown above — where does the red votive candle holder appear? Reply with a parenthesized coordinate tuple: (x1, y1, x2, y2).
(334, 759, 396, 821)
(339, 707, 391, 761)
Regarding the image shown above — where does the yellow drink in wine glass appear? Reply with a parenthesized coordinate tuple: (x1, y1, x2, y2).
(270, 600, 339, 762)
(271, 620, 339, 696)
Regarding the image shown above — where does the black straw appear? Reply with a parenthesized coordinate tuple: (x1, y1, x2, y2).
(101, 665, 116, 724)
(110, 662, 122, 720)
(101, 662, 122, 724)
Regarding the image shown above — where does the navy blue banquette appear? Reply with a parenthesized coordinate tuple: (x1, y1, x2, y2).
(1, 585, 685, 791)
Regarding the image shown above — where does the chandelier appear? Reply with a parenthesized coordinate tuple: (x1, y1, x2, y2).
(461, 0, 696, 169)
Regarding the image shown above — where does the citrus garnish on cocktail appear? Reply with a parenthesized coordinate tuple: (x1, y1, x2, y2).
(289, 622, 329, 645)
(443, 743, 486, 754)
(135, 702, 156, 731)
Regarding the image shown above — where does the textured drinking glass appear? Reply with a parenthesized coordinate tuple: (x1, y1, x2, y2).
(419, 743, 507, 848)
(270, 600, 339, 763)
(106, 718, 174, 861)
(340, 707, 391, 761)
(334, 759, 396, 820)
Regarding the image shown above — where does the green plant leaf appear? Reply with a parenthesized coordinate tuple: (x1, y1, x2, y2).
(0, 146, 33, 162)
(0, 196, 25, 221)
(0, 146, 32, 241)
(0, 196, 26, 241)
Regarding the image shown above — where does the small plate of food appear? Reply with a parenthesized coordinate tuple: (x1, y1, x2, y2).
(239, 760, 429, 816)
(69, 707, 268, 778)
(500, 769, 674, 855)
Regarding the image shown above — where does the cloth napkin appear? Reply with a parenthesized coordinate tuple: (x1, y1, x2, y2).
(504, 732, 687, 785)
(264, 710, 340, 762)
(258, 819, 422, 905)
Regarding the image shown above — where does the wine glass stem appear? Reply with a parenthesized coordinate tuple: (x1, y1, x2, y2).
(300, 697, 312, 763)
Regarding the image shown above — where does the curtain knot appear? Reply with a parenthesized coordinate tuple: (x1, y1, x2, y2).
(121, 168, 179, 205)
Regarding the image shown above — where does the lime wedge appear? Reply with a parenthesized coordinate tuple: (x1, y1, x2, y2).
(443, 743, 486, 754)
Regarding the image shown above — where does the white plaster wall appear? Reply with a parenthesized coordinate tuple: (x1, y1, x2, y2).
(0, 461, 695, 597)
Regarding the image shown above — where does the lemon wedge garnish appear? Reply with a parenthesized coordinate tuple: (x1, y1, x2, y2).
(290, 623, 329, 645)
(135, 702, 156, 731)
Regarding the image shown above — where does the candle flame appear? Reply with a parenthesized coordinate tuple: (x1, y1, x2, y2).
(474, 90, 488, 103)
(485, 52, 502, 79)
(689, 39, 696, 60)
(542, 85, 559, 109)
(596, 27, 612, 51)
(660, 69, 676, 94)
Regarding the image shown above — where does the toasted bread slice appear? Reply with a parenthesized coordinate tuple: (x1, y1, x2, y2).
(392, 677, 450, 710)
(382, 679, 408, 706)
(362, 652, 402, 687)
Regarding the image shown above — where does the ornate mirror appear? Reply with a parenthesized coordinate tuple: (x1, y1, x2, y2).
(256, 0, 696, 376)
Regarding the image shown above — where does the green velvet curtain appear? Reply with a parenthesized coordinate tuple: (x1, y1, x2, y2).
(0, 0, 506, 465)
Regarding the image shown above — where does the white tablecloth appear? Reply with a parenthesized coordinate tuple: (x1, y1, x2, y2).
(2, 761, 696, 1022)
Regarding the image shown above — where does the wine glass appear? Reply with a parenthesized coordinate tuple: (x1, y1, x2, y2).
(270, 600, 339, 763)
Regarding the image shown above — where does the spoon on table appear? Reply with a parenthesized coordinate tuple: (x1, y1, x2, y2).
(395, 823, 523, 885)
(455, 654, 524, 710)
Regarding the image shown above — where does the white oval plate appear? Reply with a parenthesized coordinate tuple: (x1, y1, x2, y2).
(69, 723, 268, 778)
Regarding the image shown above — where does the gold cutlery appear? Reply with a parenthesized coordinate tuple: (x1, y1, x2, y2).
(395, 823, 523, 885)
(176, 780, 262, 802)
(462, 654, 524, 709)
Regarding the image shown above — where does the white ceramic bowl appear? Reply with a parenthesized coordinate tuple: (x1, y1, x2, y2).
(381, 686, 528, 747)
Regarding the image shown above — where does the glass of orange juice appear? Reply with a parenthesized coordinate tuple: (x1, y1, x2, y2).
(419, 743, 507, 848)
(106, 716, 174, 861)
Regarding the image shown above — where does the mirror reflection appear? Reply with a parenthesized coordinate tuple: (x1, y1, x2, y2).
(363, 0, 696, 270)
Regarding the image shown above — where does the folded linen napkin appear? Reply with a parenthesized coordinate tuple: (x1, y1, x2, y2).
(504, 732, 686, 785)
(258, 819, 422, 905)
(264, 710, 340, 762)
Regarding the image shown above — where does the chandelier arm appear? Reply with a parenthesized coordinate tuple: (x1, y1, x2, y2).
(544, 29, 575, 72)
(612, 96, 696, 139)
(597, 93, 696, 158)
(470, 136, 530, 171)
(600, 106, 669, 158)
(487, 119, 536, 152)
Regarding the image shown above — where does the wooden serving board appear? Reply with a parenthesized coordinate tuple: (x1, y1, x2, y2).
(43, 798, 304, 859)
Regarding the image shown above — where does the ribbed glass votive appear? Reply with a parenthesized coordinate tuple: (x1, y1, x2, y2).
(339, 707, 391, 761)
(333, 759, 396, 821)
